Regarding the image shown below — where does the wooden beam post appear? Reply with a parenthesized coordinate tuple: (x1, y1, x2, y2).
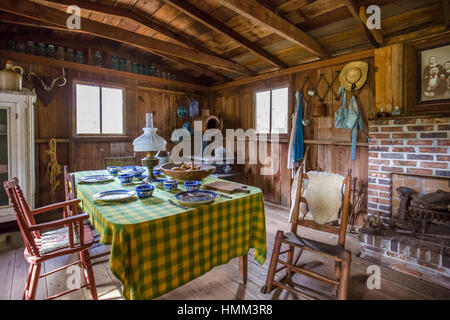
(341, 0, 383, 47)
(443, 0, 450, 30)
(163, 0, 290, 69)
(214, 0, 329, 59)
(0, 0, 254, 76)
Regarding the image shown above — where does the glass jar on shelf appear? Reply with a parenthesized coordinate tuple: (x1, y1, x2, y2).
(150, 65, 156, 76)
(126, 60, 131, 72)
(56, 47, 65, 60)
(155, 68, 161, 78)
(75, 50, 84, 64)
(131, 62, 138, 73)
(111, 55, 119, 70)
(26, 41, 35, 55)
(171, 74, 176, 81)
(66, 48, 75, 62)
(94, 50, 102, 67)
(37, 43, 47, 56)
(166, 72, 171, 80)
(47, 45, 56, 58)
(144, 65, 150, 76)
(16, 42, 25, 53)
(119, 59, 126, 71)
(138, 65, 144, 75)
(7, 40, 16, 52)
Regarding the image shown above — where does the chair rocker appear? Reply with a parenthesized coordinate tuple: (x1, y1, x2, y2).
(261, 167, 352, 300)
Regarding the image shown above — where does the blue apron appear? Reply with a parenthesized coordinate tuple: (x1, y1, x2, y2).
(293, 92, 304, 163)
(335, 86, 368, 160)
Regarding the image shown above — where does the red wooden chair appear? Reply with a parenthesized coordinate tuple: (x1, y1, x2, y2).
(261, 167, 352, 300)
(63, 166, 110, 260)
(3, 178, 98, 300)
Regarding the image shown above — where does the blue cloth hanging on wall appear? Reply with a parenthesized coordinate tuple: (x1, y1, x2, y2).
(349, 96, 368, 161)
(293, 91, 304, 163)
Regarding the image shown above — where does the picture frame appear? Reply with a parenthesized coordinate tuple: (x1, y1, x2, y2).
(405, 33, 450, 115)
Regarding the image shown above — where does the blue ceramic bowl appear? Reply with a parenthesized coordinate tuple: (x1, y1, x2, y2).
(118, 173, 134, 184)
(121, 166, 146, 177)
(184, 181, 201, 192)
(153, 168, 162, 177)
(136, 184, 155, 199)
(134, 175, 147, 181)
(164, 180, 178, 191)
(107, 166, 121, 175)
(152, 178, 169, 188)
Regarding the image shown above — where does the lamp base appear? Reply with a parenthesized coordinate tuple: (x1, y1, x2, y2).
(142, 151, 159, 181)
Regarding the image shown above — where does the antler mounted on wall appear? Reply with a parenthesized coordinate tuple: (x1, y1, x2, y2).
(27, 67, 67, 106)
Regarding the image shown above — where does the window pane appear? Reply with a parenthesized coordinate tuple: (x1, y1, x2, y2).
(76, 84, 100, 134)
(271, 87, 288, 134)
(256, 91, 270, 134)
(101, 87, 124, 134)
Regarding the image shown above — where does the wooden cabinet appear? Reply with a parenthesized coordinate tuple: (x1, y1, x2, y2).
(0, 90, 36, 223)
(374, 43, 404, 117)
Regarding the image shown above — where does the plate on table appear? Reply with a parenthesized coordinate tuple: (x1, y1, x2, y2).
(92, 190, 137, 202)
(78, 175, 115, 183)
(175, 190, 218, 207)
(120, 166, 146, 174)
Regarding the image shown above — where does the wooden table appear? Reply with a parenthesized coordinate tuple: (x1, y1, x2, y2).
(74, 171, 267, 300)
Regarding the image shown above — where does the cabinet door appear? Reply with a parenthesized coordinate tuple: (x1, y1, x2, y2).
(0, 107, 12, 222)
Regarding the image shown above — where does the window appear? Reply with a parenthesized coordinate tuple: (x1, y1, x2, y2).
(255, 87, 288, 134)
(75, 84, 124, 135)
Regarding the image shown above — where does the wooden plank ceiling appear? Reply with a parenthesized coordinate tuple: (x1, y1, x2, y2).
(0, 0, 446, 85)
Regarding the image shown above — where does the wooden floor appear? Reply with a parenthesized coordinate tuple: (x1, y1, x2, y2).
(1, 203, 449, 300)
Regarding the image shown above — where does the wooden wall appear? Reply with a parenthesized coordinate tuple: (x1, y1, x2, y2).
(2, 48, 374, 215)
(212, 57, 374, 209)
(0, 57, 207, 209)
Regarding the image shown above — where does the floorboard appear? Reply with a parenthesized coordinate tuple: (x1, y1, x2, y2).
(1, 203, 449, 300)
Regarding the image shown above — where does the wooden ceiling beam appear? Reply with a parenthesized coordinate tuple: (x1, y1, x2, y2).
(443, 0, 450, 30)
(162, 0, 289, 69)
(0, 30, 202, 83)
(341, 0, 383, 47)
(0, 11, 229, 82)
(0, 0, 253, 76)
(38, 0, 234, 63)
(214, 0, 329, 59)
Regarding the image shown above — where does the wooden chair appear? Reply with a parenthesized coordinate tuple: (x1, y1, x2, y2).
(261, 166, 352, 300)
(102, 156, 137, 169)
(63, 166, 110, 260)
(3, 178, 98, 300)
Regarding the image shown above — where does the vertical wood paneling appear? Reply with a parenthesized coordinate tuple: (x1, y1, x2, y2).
(212, 58, 372, 212)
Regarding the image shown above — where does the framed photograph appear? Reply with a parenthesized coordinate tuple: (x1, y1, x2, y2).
(419, 44, 450, 102)
(405, 34, 450, 115)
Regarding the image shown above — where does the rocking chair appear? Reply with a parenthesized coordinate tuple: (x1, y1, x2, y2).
(261, 166, 352, 300)
(3, 178, 98, 300)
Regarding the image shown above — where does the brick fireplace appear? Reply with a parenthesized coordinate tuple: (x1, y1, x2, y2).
(367, 116, 450, 226)
(361, 116, 450, 289)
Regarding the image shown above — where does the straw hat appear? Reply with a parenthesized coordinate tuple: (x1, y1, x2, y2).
(339, 61, 368, 92)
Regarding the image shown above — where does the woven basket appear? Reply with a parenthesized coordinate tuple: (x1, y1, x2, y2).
(161, 163, 216, 181)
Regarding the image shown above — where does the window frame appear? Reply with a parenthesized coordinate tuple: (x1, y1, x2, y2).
(254, 85, 290, 139)
(72, 80, 127, 139)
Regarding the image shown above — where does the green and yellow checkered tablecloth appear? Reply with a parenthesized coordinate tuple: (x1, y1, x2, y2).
(74, 170, 266, 300)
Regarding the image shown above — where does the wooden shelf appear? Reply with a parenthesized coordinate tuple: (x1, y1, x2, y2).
(304, 140, 369, 147)
(0, 50, 209, 92)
